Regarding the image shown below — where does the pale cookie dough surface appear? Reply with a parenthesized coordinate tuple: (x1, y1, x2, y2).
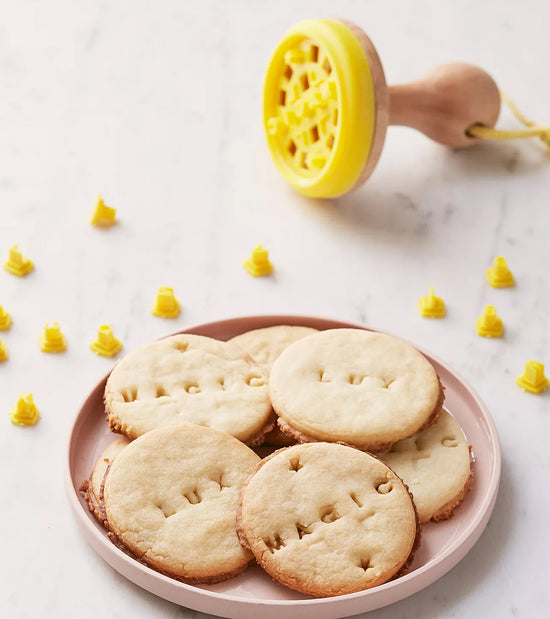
(82, 436, 131, 522)
(270, 329, 443, 451)
(230, 326, 317, 447)
(105, 334, 274, 444)
(90, 436, 131, 505)
(377, 410, 472, 523)
(238, 442, 419, 597)
(104, 424, 260, 583)
(229, 326, 318, 367)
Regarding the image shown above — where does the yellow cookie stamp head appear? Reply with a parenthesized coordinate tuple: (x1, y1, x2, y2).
(418, 287, 446, 318)
(264, 19, 384, 198)
(39, 322, 67, 353)
(10, 393, 40, 426)
(243, 245, 274, 277)
(516, 361, 549, 394)
(0, 306, 12, 330)
(265, 20, 549, 198)
(152, 287, 181, 318)
(90, 324, 123, 357)
(3, 244, 34, 277)
(476, 306, 504, 338)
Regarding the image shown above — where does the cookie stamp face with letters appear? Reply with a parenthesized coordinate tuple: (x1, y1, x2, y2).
(237, 442, 420, 597)
(269, 328, 444, 451)
(104, 334, 274, 444)
(103, 424, 260, 584)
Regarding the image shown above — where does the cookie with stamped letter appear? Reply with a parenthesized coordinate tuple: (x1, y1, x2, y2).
(103, 424, 260, 584)
(229, 325, 318, 368)
(270, 328, 444, 451)
(377, 410, 472, 523)
(104, 334, 275, 445)
(237, 442, 420, 597)
(230, 325, 317, 447)
(80, 435, 130, 523)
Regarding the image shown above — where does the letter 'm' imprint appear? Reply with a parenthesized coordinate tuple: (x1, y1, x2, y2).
(183, 489, 202, 505)
(264, 533, 286, 554)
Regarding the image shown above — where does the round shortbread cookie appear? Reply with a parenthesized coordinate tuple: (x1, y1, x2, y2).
(104, 334, 274, 444)
(270, 329, 444, 451)
(104, 424, 260, 583)
(238, 442, 419, 597)
(81, 435, 130, 523)
(230, 326, 317, 447)
(377, 410, 472, 523)
(229, 326, 318, 367)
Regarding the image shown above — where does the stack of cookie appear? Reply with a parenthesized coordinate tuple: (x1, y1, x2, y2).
(81, 326, 472, 597)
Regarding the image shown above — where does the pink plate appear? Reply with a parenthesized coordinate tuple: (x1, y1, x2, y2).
(65, 316, 501, 619)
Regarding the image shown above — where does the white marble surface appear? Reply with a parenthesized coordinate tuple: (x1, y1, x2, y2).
(1, 0, 549, 617)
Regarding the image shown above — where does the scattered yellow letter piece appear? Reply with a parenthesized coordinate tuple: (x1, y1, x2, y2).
(90, 195, 117, 227)
(10, 393, 40, 426)
(3, 244, 34, 276)
(39, 322, 67, 353)
(243, 245, 274, 277)
(418, 286, 446, 318)
(0, 338, 8, 361)
(90, 324, 123, 357)
(486, 256, 514, 288)
(516, 361, 549, 394)
(152, 286, 181, 318)
(476, 306, 504, 338)
(0, 306, 12, 330)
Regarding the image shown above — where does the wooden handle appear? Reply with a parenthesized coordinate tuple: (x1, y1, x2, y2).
(388, 62, 501, 147)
